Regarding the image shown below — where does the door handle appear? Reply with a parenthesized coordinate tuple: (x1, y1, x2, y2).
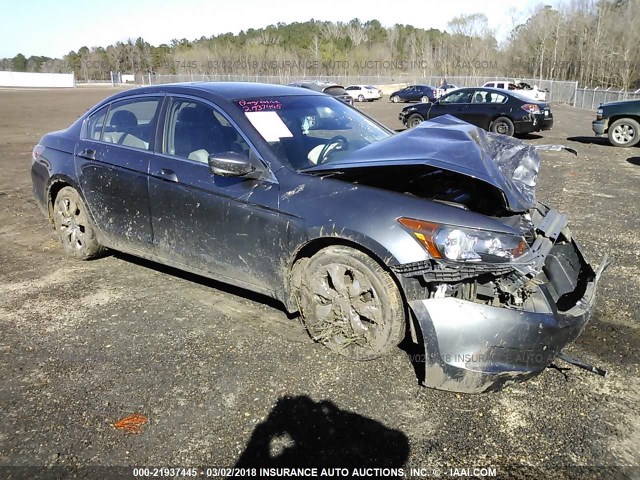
(78, 148, 96, 160)
(154, 168, 178, 182)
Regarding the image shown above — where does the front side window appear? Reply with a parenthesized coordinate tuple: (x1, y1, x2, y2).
(101, 97, 160, 150)
(440, 90, 473, 104)
(164, 99, 251, 163)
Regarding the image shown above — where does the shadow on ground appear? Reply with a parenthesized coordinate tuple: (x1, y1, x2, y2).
(566, 136, 610, 145)
(112, 251, 291, 315)
(232, 395, 409, 472)
(627, 157, 640, 166)
(516, 133, 543, 140)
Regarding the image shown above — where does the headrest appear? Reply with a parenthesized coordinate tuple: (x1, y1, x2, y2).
(111, 110, 138, 127)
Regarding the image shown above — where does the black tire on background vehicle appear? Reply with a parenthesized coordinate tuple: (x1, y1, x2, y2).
(357, 94, 365, 102)
(407, 113, 424, 128)
(391, 95, 400, 103)
(297, 245, 406, 361)
(52, 186, 105, 260)
(490, 116, 515, 136)
(608, 118, 640, 147)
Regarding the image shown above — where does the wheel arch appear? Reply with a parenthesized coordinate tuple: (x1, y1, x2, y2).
(608, 114, 640, 131)
(285, 234, 403, 314)
(46, 175, 81, 223)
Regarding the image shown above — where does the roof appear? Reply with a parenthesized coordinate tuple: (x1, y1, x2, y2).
(121, 82, 325, 100)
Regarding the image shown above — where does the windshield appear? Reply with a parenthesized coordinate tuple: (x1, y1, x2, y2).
(234, 95, 392, 170)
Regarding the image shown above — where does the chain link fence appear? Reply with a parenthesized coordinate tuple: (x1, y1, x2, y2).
(123, 73, 640, 110)
(574, 87, 640, 110)
(137, 73, 580, 104)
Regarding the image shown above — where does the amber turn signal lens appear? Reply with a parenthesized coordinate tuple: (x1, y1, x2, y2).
(398, 217, 443, 259)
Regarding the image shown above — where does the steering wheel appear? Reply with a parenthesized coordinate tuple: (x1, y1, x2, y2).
(317, 135, 349, 164)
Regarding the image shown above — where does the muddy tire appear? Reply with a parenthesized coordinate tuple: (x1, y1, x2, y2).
(391, 95, 400, 103)
(407, 113, 424, 128)
(297, 246, 405, 361)
(490, 116, 515, 136)
(52, 186, 105, 260)
(608, 118, 640, 147)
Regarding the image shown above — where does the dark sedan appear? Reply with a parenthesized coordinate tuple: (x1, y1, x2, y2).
(389, 85, 437, 103)
(399, 87, 553, 136)
(32, 82, 605, 393)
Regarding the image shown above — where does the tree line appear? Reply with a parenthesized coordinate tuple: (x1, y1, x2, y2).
(2, 0, 638, 89)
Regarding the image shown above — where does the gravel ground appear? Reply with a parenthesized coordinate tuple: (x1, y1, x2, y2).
(0, 87, 638, 480)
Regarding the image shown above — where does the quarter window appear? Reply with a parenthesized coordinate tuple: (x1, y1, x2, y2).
(164, 99, 251, 163)
(84, 105, 109, 141)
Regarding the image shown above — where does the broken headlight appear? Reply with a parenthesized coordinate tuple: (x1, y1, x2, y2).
(398, 218, 529, 263)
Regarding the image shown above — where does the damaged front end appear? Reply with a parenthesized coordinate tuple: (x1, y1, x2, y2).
(306, 116, 608, 392)
(396, 204, 609, 393)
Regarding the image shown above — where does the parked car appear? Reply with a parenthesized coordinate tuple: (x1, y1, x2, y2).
(483, 80, 547, 102)
(399, 87, 553, 136)
(32, 82, 605, 393)
(288, 80, 353, 105)
(592, 99, 640, 147)
(345, 85, 382, 102)
(389, 85, 437, 103)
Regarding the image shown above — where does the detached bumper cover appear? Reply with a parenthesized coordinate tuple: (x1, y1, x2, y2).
(406, 208, 607, 393)
(410, 269, 598, 393)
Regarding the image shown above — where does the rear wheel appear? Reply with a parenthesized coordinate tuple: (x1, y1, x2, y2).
(407, 113, 424, 128)
(490, 116, 515, 136)
(52, 187, 105, 260)
(420, 96, 430, 103)
(608, 118, 640, 147)
(391, 95, 400, 103)
(357, 94, 365, 102)
(297, 246, 406, 361)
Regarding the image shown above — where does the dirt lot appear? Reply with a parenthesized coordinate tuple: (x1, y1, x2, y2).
(0, 87, 639, 479)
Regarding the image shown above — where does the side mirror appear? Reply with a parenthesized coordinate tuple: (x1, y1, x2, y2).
(208, 151, 256, 177)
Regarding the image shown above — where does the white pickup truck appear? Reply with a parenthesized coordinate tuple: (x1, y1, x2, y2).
(483, 80, 547, 102)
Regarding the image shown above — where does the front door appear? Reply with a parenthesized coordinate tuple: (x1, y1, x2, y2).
(148, 96, 284, 293)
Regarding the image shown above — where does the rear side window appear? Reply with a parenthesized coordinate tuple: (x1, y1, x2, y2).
(85, 105, 109, 141)
(101, 97, 161, 151)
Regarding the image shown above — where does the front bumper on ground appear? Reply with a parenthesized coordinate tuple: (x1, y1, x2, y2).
(404, 210, 607, 393)
(592, 118, 608, 135)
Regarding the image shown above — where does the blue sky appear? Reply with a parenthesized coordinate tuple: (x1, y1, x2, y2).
(0, 0, 547, 58)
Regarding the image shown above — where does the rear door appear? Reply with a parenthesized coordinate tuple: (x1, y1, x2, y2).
(75, 95, 162, 252)
(147, 95, 283, 292)
(466, 90, 509, 128)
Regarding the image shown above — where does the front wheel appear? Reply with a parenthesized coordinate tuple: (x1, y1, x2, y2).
(490, 116, 515, 136)
(52, 186, 105, 259)
(297, 246, 406, 361)
(407, 113, 424, 128)
(608, 118, 640, 147)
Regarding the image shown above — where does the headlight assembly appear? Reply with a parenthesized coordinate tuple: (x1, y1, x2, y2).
(398, 217, 529, 263)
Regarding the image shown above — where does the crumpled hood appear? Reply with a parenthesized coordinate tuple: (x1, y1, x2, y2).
(305, 115, 544, 212)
